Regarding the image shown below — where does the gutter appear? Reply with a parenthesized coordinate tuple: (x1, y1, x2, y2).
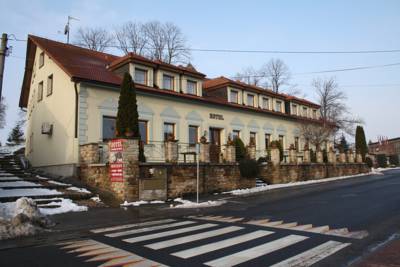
(74, 82, 78, 138)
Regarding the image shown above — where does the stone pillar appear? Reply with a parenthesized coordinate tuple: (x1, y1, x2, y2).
(225, 145, 236, 163)
(246, 145, 256, 160)
(165, 141, 178, 163)
(327, 147, 336, 164)
(356, 153, 363, 163)
(347, 150, 355, 163)
(339, 152, 346, 163)
(199, 143, 210, 163)
(270, 146, 280, 166)
(80, 143, 99, 164)
(316, 149, 324, 163)
(303, 149, 310, 163)
(108, 139, 140, 202)
(288, 145, 297, 164)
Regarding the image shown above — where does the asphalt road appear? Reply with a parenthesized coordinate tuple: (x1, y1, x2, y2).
(1, 169, 399, 267)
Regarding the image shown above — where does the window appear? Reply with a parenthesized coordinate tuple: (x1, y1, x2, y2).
(232, 130, 240, 140)
(275, 101, 282, 112)
(279, 135, 284, 148)
(102, 116, 116, 141)
(188, 125, 199, 145)
(247, 94, 255, 106)
(39, 52, 44, 68)
(265, 134, 271, 149)
(292, 104, 297, 115)
(134, 68, 147, 85)
(47, 74, 53, 96)
(262, 97, 269, 109)
(295, 137, 299, 151)
(139, 120, 148, 144)
(303, 107, 308, 117)
(163, 74, 174, 90)
(250, 132, 257, 145)
(37, 81, 43, 102)
(163, 122, 175, 141)
(230, 90, 239, 103)
(313, 109, 317, 119)
(187, 80, 197, 95)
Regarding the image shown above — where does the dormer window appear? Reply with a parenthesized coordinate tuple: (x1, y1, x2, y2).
(292, 104, 297, 115)
(163, 74, 174, 90)
(230, 90, 239, 103)
(134, 68, 147, 85)
(187, 80, 197, 95)
(313, 109, 317, 119)
(262, 97, 269, 109)
(303, 107, 308, 117)
(275, 101, 282, 112)
(247, 94, 255, 107)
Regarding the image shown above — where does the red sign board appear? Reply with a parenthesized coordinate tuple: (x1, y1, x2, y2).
(109, 139, 124, 182)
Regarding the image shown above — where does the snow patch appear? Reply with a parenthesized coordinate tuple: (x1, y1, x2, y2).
(226, 172, 382, 196)
(66, 186, 91, 194)
(170, 198, 226, 209)
(39, 198, 88, 215)
(47, 180, 71, 186)
(0, 188, 62, 198)
(90, 196, 102, 203)
(120, 200, 165, 207)
(0, 181, 42, 188)
(36, 175, 48, 180)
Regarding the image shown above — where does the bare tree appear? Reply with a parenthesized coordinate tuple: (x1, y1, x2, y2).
(75, 27, 114, 52)
(115, 22, 148, 55)
(163, 22, 191, 64)
(234, 67, 264, 86)
(261, 58, 291, 93)
(300, 77, 363, 149)
(0, 98, 6, 129)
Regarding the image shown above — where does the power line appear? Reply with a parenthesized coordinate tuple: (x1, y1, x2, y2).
(7, 35, 400, 54)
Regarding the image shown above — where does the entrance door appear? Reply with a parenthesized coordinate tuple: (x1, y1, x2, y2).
(209, 127, 221, 163)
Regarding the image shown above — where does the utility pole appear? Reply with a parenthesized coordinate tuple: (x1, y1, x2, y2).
(0, 33, 8, 102)
(64, 16, 79, 44)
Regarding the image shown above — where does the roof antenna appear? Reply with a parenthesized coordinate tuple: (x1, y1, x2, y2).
(64, 15, 79, 44)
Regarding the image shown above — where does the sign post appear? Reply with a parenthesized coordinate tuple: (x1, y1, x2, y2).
(196, 143, 200, 203)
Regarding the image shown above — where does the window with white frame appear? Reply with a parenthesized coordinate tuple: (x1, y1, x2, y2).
(186, 80, 197, 95)
(275, 101, 282, 112)
(188, 125, 198, 145)
(47, 74, 53, 96)
(37, 81, 43, 102)
(247, 94, 255, 107)
(262, 97, 269, 109)
(250, 132, 257, 145)
(139, 120, 148, 144)
(162, 74, 174, 90)
(163, 122, 175, 140)
(292, 104, 297, 115)
(232, 130, 240, 140)
(134, 68, 147, 85)
(303, 107, 308, 117)
(230, 90, 239, 103)
(102, 116, 116, 141)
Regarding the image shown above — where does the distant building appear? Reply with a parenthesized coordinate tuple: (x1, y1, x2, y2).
(19, 35, 326, 177)
(369, 137, 400, 162)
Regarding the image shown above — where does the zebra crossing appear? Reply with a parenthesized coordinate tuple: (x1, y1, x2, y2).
(59, 216, 360, 266)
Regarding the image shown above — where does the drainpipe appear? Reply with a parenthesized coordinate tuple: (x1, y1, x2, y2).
(74, 82, 78, 138)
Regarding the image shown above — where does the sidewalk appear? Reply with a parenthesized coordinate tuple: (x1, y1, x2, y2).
(354, 237, 400, 267)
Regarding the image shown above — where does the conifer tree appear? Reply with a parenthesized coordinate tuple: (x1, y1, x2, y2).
(7, 120, 25, 146)
(115, 73, 145, 161)
(355, 126, 368, 160)
(338, 134, 349, 152)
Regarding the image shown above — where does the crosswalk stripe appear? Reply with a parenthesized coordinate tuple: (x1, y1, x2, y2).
(204, 234, 308, 267)
(270, 240, 351, 267)
(106, 221, 195, 238)
(171, 230, 274, 259)
(91, 219, 176, 233)
(145, 226, 243, 250)
(123, 223, 217, 244)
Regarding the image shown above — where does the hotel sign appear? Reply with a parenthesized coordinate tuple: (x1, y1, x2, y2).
(209, 113, 224, 120)
(109, 139, 124, 182)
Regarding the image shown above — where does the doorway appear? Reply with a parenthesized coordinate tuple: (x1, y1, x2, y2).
(209, 127, 222, 163)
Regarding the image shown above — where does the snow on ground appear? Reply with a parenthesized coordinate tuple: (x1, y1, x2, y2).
(47, 180, 71, 186)
(66, 186, 91, 194)
(36, 175, 49, 180)
(90, 196, 103, 203)
(0, 201, 16, 220)
(0, 188, 62, 198)
(0, 181, 42, 188)
(0, 145, 25, 155)
(0, 177, 22, 181)
(171, 198, 226, 209)
(38, 198, 88, 215)
(0, 173, 15, 176)
(373, 167, 400, 172)
(226, 171, 386, 196)
(121, 200, 165, 207)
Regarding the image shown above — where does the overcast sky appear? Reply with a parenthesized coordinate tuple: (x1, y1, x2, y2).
(1, 0, 399, 143)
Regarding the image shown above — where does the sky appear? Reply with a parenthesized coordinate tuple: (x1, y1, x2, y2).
(1, 0, 399, 143)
